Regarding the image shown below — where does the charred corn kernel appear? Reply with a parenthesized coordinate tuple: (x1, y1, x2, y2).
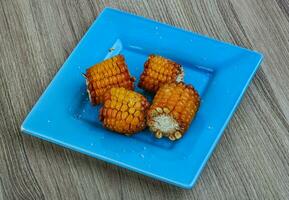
(85, 55, 135, 105)
(155, 131, 163, 139)
(138, 55, 184, 93)
(100, 87, 150, 135)
(147, 82, 200, 141)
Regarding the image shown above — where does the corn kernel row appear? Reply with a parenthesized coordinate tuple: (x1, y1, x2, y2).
(99, 87, 150, 135)
(147, 82, 200, 140)
(85, 55, 135, 105)
(138, 55, 183, 93)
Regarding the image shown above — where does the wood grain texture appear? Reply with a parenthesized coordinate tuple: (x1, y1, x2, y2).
(1, 0, 289, 199)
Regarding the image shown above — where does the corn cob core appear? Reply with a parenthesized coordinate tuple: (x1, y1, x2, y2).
(147, 82, 200, 140)
(99, 87, 150, 135)
(138, 55, 184, 93)
(85, 55, 135, 105)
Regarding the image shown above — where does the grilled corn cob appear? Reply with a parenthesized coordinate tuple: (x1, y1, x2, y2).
(138, 55, 184, 93)
(99, 87, 150, 135)
(147, 82, 200, 140)
(85, 55, 135, 105)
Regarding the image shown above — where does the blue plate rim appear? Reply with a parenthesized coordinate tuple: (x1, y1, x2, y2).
(21, 7, 264, 189)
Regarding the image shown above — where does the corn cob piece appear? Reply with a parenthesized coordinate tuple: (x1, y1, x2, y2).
(138, 55, 184, 93)
(147, 82, 200, 141)
(99, 87, 150, 135)
(85, 55, 135, 105)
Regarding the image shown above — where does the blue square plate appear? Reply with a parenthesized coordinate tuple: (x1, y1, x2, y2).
(21, 8, 263, 189)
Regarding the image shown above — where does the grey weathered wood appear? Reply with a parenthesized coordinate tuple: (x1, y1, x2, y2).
(1, 0, 289, 199)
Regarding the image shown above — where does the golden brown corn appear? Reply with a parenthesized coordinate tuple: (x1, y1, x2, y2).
(85, 55, 135, 105)
(147, 82, 200, 141)
(138, 55, 183, 93)
(99, 87, 150, 135)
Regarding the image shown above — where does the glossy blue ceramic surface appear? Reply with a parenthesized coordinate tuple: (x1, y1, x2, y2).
(21, 8, 263, 189)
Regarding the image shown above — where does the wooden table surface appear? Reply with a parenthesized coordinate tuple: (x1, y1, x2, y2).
(1, 0, 289, 199)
